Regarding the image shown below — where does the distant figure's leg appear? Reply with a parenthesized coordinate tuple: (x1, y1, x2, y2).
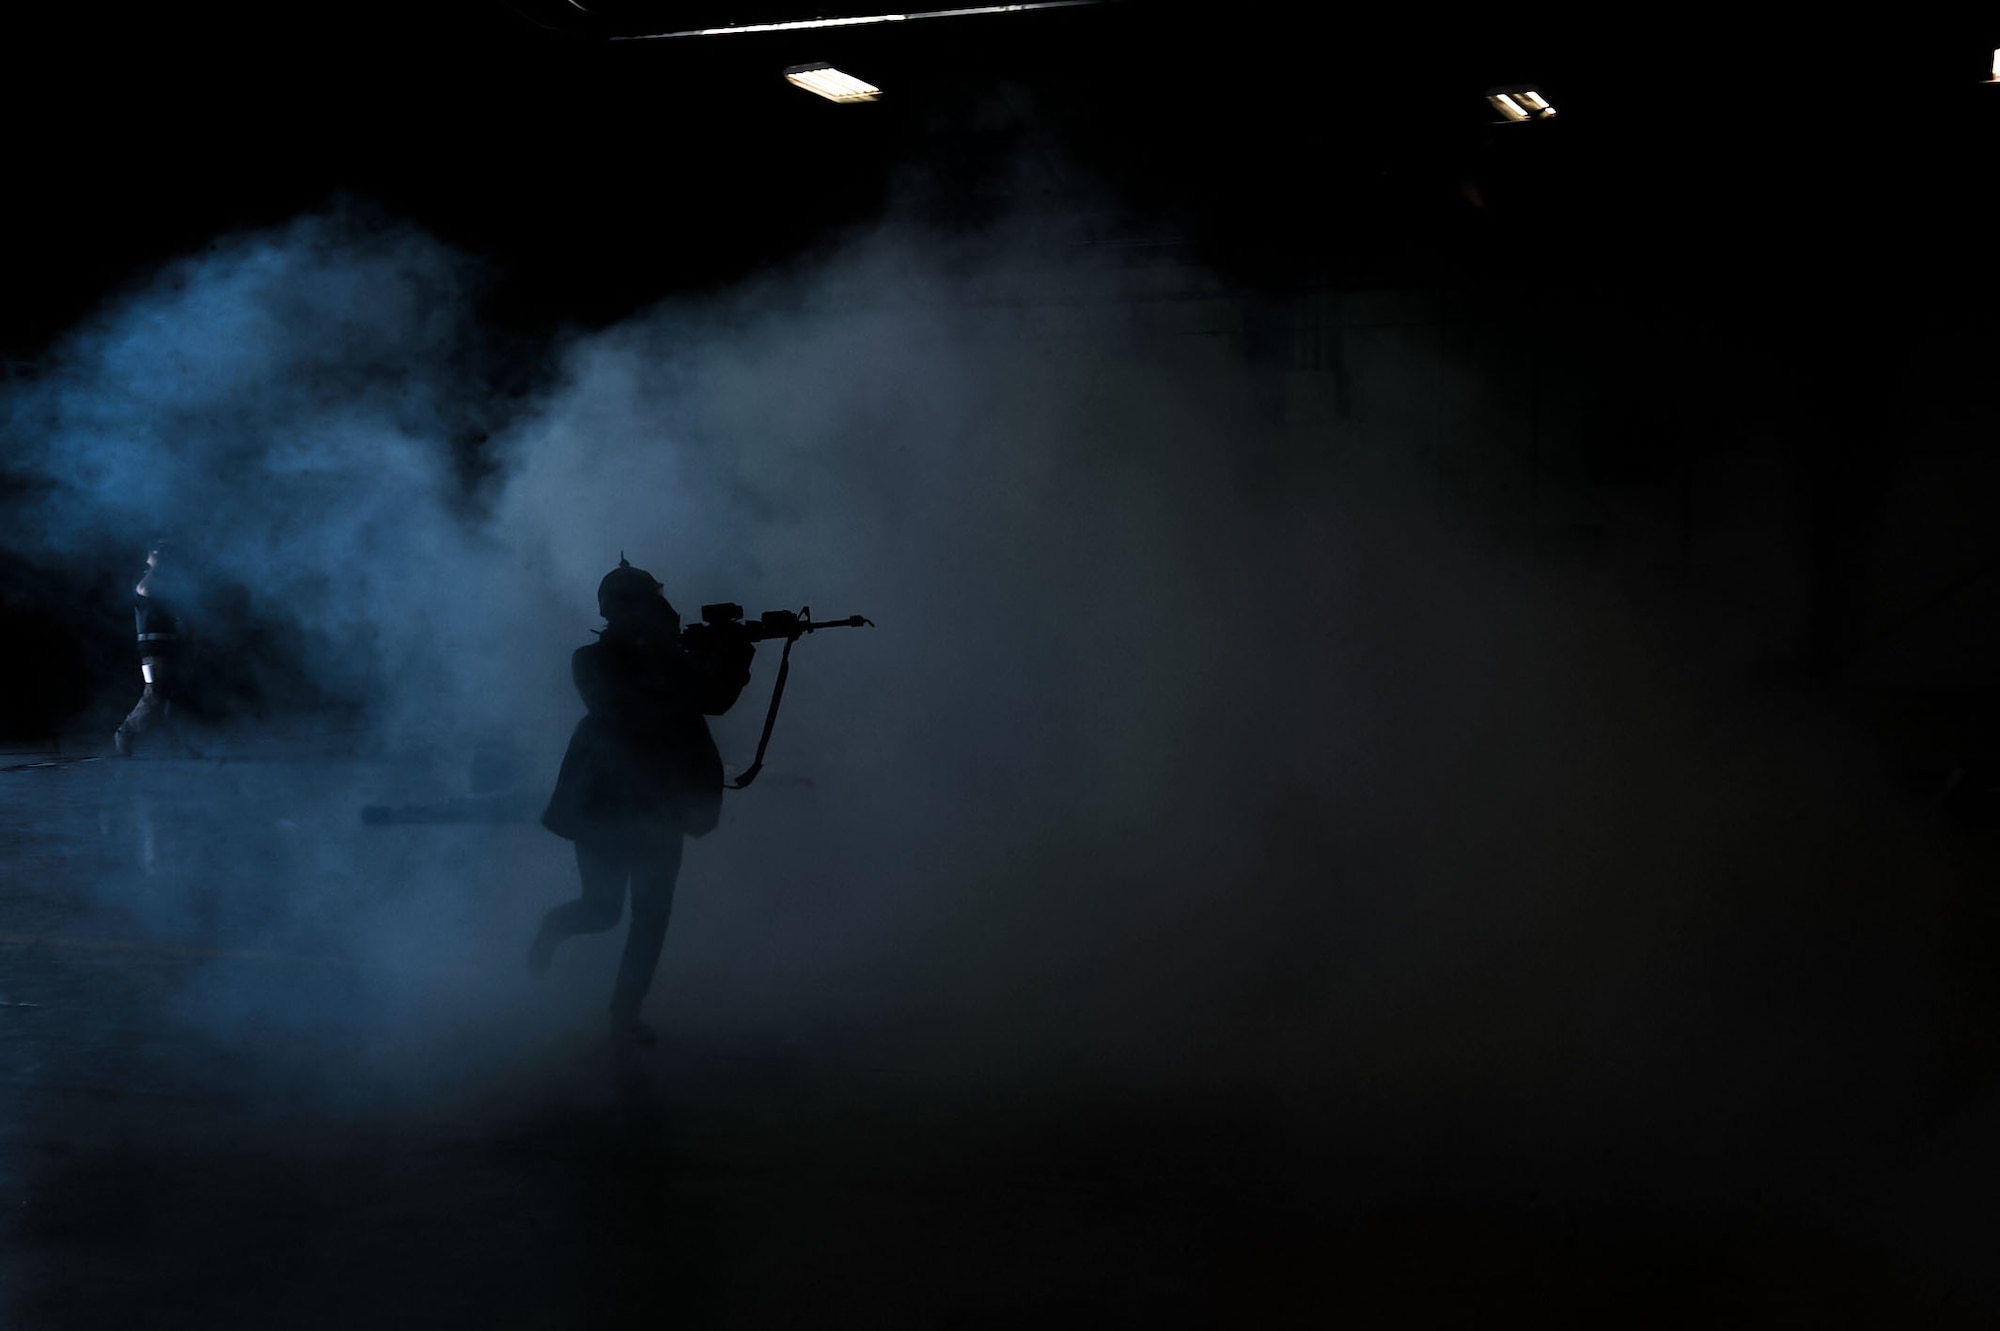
(155, 677, 182, 753)
(114, 661, 162, 756)
(609, 830, 685, 1037)
(527, 838, 628, 977)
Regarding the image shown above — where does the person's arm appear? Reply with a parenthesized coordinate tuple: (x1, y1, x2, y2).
(575, 640, 694, 731)
(687, 633, 755, 716)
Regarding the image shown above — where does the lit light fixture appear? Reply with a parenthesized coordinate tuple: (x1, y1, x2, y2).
(1487, 85, 1557, 122)
(785, 63, 882, 102)
(1985, 49, 2000, 83)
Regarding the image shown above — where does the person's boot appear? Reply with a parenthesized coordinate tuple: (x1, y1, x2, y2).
(526, 924, 558, 979)
(611, 1018, 657, 1047)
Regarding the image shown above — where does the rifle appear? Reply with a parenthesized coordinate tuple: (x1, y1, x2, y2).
(683, 603, 874, 790)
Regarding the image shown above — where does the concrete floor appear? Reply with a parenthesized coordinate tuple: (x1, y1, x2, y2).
(5, 740, 2000, 1328)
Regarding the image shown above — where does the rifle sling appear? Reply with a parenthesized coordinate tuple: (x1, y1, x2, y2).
(727, 631, 796, 790)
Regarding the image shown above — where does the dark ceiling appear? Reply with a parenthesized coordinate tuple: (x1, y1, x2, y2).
(4, 3, 1996, 351)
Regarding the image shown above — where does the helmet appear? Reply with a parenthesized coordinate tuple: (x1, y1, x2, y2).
(596, 555, 663, 623)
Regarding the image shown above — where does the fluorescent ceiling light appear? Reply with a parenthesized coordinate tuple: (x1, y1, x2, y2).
(615, 0, 1103, 40)
(1487, 85, 1557, 122)
(785, 63, 883, 102)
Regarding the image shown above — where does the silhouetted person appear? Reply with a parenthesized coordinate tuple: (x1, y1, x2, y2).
(113, 541, 186, 757)
(529, 558, 755, 1045)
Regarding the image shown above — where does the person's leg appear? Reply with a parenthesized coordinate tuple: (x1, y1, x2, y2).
(609, 829, 685, 1035)
(527, 838, 628, 977)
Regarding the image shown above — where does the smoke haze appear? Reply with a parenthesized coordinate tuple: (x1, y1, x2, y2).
(4, 171, 1995, 1316)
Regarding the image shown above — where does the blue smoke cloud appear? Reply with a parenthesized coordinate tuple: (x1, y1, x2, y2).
(6, 206, 495, 727)
(4, 190, 1991, 1325)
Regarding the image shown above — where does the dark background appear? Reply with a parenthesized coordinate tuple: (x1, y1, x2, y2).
(7, 3, 1994, 332)
(5, 3, 1998, 738)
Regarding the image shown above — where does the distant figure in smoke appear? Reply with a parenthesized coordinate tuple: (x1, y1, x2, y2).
(528, 558, 756, 1045)
(112, 540, 186, 757)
